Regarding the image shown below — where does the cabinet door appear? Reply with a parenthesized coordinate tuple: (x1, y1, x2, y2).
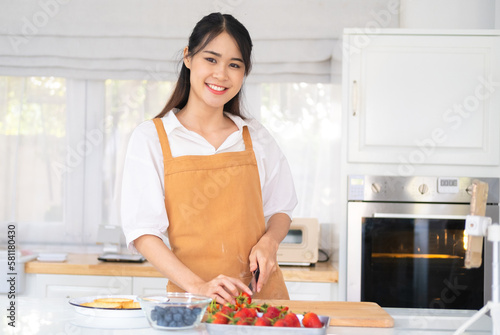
(285, 282, 336, 301)
(24, 274, 132, 298)
(343, 31, 500, 166)
(132, 277, 168, 296)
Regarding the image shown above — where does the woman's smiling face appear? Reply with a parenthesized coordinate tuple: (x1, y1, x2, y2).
(184, 32, 246, 112)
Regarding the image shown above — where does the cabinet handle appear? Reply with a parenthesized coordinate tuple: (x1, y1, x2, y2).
(352, 80, 358, 116)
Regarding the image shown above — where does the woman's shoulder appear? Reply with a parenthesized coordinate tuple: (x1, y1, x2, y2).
(235, 115, 265, 134)
(244, 117, 283, 155)
(130, 119, 158, 140)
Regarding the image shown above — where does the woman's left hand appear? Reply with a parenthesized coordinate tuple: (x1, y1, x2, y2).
(248, 213, 291, 293)
(248, 234, 279, 292)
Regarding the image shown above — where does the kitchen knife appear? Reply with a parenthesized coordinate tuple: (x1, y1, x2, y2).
(248, 266, 260, 293)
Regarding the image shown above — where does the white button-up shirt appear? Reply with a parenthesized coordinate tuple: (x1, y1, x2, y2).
(121, 110, 298, 252)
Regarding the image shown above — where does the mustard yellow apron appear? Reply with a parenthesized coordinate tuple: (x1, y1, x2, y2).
(153, 118, 289, 299)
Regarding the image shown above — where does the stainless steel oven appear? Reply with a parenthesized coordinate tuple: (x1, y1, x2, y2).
(347, 175, 499, 309)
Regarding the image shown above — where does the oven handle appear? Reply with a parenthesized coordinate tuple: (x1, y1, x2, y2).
(373, 213, 468, 220)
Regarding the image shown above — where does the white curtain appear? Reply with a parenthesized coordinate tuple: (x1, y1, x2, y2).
(0, 0, 400, 245)
(0, 0, 400, 83)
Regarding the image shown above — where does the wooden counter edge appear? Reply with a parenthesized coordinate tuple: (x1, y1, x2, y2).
(24, 254, 338, 283)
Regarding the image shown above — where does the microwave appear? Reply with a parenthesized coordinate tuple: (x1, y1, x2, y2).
(277, 218, 319, 266)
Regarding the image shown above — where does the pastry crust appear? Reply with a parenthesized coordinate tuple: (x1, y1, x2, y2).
(81, 301, 123, 309)
(80, 298, 140, 309)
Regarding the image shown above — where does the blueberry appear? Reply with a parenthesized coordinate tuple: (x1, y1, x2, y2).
(173, 313, 183, 322)
(150, 309, 158, 321)
(154, 306, 164, 315)
(157, 316, 168, 327)
(184, 314, 196, 325)
(192, 307, 201, 316)
(164, 313, 173, 323)
(168, 320, 177, 327)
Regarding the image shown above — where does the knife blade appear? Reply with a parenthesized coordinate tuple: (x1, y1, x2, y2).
(248, 266, 260, 293)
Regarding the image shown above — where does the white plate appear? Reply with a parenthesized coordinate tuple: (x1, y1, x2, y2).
(37, 253, 67, 262)
(71, 314, 149, 329)
(69, 295, 145, 318)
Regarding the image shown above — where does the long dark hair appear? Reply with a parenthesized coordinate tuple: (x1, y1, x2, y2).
(155, 13, 253, 119)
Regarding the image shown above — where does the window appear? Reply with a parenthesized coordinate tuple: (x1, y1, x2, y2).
(102, 80, 174, 226)
(259, 83, 341, 223)
(1, 77, 339, 246)
(0, 76, 67, 242)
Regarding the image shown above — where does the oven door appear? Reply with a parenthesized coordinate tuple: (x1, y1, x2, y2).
(347, 202, 498, 309)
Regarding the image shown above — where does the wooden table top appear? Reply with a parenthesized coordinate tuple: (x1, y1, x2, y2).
(24, 253, 338, 283)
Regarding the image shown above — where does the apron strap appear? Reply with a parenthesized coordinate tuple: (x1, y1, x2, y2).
(153, 118, 173, 160)
(242, 126, 253, 151)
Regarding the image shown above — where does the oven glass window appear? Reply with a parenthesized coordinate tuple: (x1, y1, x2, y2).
(361, 218, 484, 309)
(282, 229, 303, 244)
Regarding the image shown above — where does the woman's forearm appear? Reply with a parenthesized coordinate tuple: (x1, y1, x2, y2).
(134, 235, 204, 293)
(261, 212, 292, 251)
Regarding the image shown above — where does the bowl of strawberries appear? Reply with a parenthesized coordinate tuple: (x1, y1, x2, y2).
(204, 292, 329, 334)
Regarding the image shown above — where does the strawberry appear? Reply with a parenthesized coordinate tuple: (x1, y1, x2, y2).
(302, 312, 323, 328)
(234, 308, 250, 319)
(220, 304, 235, 316)
(246, 307, 258, 318)
(278, 305, 289, 315)
(207, 300, 220, 314)
(235, 317, 253, 325)
(284, 312, 301, 327)
(235, 291, 252, 308)
(263, 306, 280, 319)
(254, 316, 272, 327)
(273, 318, 289, 327)
(256, 303, 268, 313)
(207, 311, 229, 324)
(241, 291, 252, 304)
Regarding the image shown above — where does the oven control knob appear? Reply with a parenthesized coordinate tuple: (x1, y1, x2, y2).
(418, 184, 429, 194)
(466, 185, 473, 195)
(371, 183, 381, 193)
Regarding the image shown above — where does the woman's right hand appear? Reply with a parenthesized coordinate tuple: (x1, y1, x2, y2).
(192, 274, 253, 305)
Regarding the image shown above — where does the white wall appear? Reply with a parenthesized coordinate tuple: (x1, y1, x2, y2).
(400, 0, 496, 29)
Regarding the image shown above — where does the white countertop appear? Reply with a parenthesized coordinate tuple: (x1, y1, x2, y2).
(0, 297, 493, 334)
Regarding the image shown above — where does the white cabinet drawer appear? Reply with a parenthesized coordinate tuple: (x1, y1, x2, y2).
(24, 274, 132, 298)
(285, 282, 337, 301)
(132, 277, 167, 296)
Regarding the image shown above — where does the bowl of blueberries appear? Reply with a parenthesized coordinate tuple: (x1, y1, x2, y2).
(138, 293, 212, 330)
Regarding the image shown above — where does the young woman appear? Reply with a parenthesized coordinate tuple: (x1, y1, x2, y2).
(121, 13, 297, 304)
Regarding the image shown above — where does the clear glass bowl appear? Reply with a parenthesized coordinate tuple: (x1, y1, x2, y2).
(138, 293, 212, 330)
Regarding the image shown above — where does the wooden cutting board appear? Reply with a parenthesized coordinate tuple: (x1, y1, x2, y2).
(256, 300, 394, 328)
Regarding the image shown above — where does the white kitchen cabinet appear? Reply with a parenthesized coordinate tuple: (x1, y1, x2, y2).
(23, 274, 337, 301)
(23, 274, 132, 298)
(342, 29, 500, 166)
(132, 277, 168, 296)
(285, 282, 337, 301)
